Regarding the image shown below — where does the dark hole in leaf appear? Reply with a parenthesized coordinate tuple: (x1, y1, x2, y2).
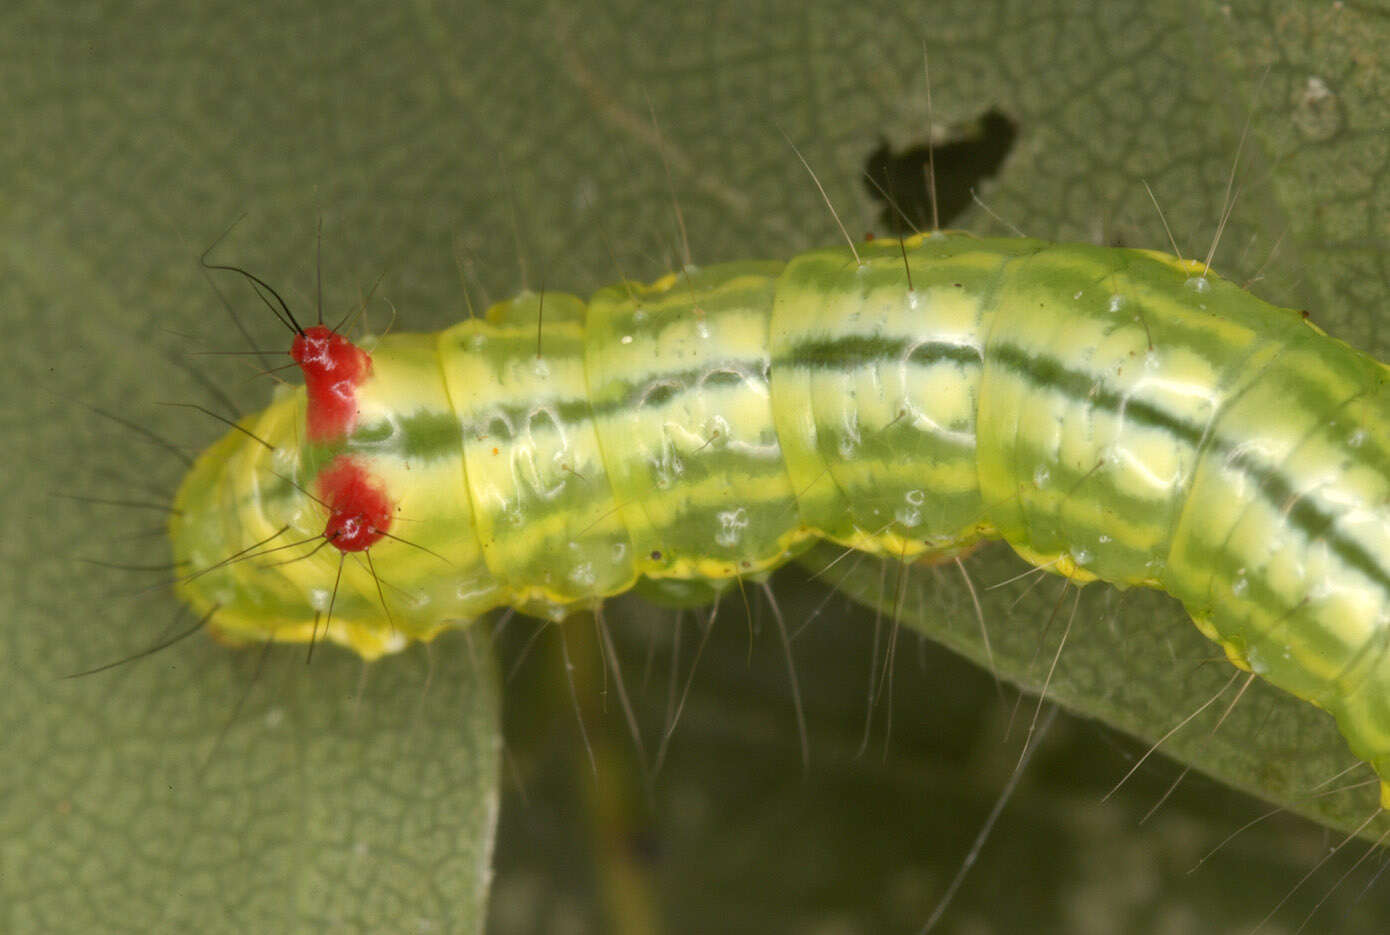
(863, 108, 1019, 234)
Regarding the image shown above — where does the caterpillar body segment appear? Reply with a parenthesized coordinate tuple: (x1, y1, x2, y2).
(170, 231, 1390, 801)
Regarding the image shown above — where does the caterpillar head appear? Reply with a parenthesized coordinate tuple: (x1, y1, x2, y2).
(169, 329, 501, 659)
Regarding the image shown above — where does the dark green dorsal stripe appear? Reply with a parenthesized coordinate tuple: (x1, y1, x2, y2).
(448, 337, 985, 445)
(789, 335, 982, 369)
(992, 342, 1390, 591)
(347, 410, 463, 461)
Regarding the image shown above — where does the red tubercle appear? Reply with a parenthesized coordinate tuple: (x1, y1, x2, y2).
(315, 455, 392, 553)
(290, 324, 373, 442)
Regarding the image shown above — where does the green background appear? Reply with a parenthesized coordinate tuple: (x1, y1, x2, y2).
(5, 0, 1390, 932)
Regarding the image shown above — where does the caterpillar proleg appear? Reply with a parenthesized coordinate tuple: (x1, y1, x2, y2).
(172, 230, 1390, 807)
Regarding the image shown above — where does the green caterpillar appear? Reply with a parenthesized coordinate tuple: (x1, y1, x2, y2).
(171, 231, 1390, 805)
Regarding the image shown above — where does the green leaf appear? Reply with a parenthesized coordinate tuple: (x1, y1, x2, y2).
(5, 0, 1389, 933)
